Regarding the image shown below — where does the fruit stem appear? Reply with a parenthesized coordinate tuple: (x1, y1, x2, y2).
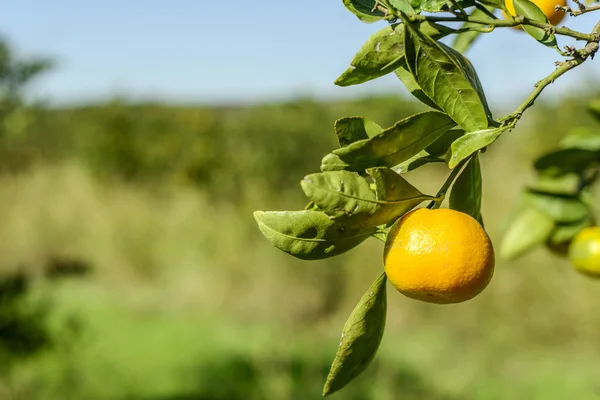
(427, 156, 473, 209)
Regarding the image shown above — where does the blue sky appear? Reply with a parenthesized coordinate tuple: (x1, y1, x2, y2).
(2, 0, 600, 107)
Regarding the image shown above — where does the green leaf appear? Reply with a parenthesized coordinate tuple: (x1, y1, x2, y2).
(500, 207, 554, 260)
(323, 272, 387, 397)
(253, 210, 375, 260)
(334, 117, 384, 147)
(587, 99, 600, 122)
(413, 0, 476, 13)
(394, 65, 440, 109)
(385, 0, 417, 13)
(513, 0, 559, 48)
(301, 168, 434, 229)
(522, 191, 589, 223)
(450, 154, 483, 224)
(336, 22, 456, 87)
(527, 173, 580, 196)
(425, 128, 465, 156)
(394, 152, 443, 173)
(548, 217, 593, 246)
(394, 129, 464, 172)
(560, 127, 600, 151)
(447, 126, 509, 168)
(335, 25, 406, 87)
(342, 0, 386, 23)
(321, 111, 456, 173)
(402, 15, 489, 132)
(534, 148, 598, 176)
(439, 42, 495, 125)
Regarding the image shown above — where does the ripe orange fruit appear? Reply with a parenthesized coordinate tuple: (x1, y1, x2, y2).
(568, 227, 600, 278)
(383, 208, 495, 304)
(504, 0, 567, 26)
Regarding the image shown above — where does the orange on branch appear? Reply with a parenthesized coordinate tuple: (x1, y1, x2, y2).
(568, 227, 600, 278)
(384, 208, 495, 304)
(504, 0, 567, 27)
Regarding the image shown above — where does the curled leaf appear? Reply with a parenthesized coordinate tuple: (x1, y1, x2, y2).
(334, 117, 383, 147)
(254, 210, 375, 260)
(335, 24, 406, 87)
(321, 111, 455, 172)
(323, 272, 387, 396)
(447, 126, 509, 168)
(342, 0, 386, 23)
(302, 168, 434, 229)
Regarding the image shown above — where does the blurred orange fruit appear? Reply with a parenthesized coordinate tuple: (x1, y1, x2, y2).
(504, 0, 567, 26)
(384, 208, 495, 304)
(568, 227, 600, 278)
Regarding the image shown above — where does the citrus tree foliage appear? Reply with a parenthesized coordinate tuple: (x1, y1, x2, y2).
(501, 102, 600, 259)
(255, 0, 600, 396)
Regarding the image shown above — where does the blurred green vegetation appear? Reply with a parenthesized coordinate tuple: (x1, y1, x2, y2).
(2, 40, 600, 400)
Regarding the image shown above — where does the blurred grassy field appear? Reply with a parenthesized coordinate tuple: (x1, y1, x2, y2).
(2, 95, 600, 399)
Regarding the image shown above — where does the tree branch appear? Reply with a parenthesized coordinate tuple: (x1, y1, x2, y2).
(392, 12, 596, 41)
(502, 20, 600, 125)
(557, 2, 600, 17)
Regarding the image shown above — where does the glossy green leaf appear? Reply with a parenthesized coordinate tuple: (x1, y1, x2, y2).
(513, 0, 558, 48)
(402, 15, 489, 132)
(334, 117, 383, 147)
(321, 111, 455, 173)
(336, 22, 456, 88)
(439, 42, 495, 125)
(342, 0, 385, 23)
(425, 128, 465, 156)
(254, 210, 375, 260)
(450, 154, 483, 224)
(534, 148, 598, 176)
(301, 168, 434, 229)
(394, 129, 463, 172)
(500, 207, 554, 260)
(394, 65, 440, 109)
(323, 272, 387, 397)
(522, 191, 589, 223)
(447, 126, 509, 168)
(414, 0, 476, 12)
(414, 20, 459, 38)
(335, 25, 406, 87)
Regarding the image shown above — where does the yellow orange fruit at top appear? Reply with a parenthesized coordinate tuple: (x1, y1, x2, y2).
(384, 208, 495, 304)
(505, 0, 567, 26)
(568, 227, 600, 278)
